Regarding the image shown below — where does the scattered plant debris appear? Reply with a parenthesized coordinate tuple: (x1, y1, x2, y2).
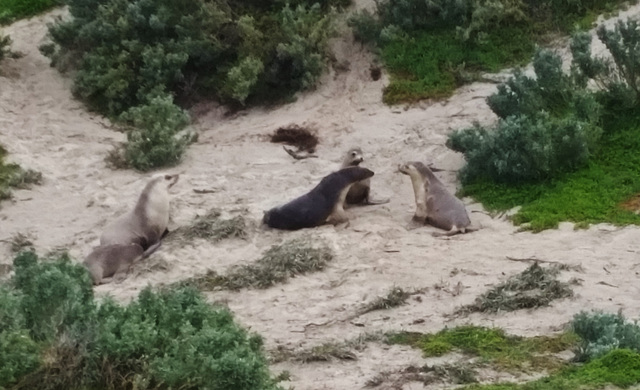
(366, 362, 476, 388)
(358, 286, 420, 315)
(455, 262, 574, 315)
(270, 332, 382, 364)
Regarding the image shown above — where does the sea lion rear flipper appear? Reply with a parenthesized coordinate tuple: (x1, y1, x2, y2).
(142, 242, 162, 258)
(364, 196, 390, 205)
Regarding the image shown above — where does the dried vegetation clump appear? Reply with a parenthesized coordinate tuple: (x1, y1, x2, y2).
(178, 237, 333, 291)
(455, 262, 575, 315)
(167, 209, 248, 244)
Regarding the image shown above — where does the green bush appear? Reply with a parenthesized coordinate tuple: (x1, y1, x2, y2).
(0, 287, 40, 386)
(0, 251, 282, 390)
(44, 0, 336, 115)
(488, 49, 596, 119)
(448, 113, 597, 184)
(350, 0, 527, 44)
(572, 311, 640, 362)
(120, 95, 192, 171)
(0, 0, 62, 24)
(449, 47, 603, 184)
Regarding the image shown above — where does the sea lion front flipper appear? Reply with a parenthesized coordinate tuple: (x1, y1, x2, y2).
(161, 228, 170, 239)
(405, 216, 425, 231)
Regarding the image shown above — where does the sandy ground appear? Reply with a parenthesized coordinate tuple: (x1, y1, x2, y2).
(2, 3, 640, 389)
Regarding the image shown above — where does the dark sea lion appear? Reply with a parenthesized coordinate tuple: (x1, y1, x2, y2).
(263, 166, 375, 230)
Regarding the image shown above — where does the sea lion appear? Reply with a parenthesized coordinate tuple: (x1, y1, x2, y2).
(83, 243, 144, 285)
(100, 173, 179, 250)
(263, 166, 375, 230)
(398, 161, 473, 236)
(83, 241, 165, 285)
(341, 147, 389, 205)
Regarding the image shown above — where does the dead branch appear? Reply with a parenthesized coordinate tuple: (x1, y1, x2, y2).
(283, 146, 318, 160)
(505, 256, 560, 264)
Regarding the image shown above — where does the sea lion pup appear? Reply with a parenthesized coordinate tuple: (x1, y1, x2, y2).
(341, 147, 390, 205)
(263, 166, 375, 230)
(398, 161, 472, 236)
(100, 173, 179, 250)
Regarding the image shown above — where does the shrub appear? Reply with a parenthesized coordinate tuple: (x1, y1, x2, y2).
(352, 0, 527, 43)
(488, 49, 589, 119)
(448, 113, 598, 184)
(449, 47, 603, 184)
(44, 0, 336, 115)
(120, 95, 192, 171)
(0, 0, 62, 24)
(263, 4, 335, 94)
(572, 311, 640, 362)
(1, 251, 282, 390)
(0, 287, 40, 386)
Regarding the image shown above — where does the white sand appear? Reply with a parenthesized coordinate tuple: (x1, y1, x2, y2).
(2, 3, 640, 389)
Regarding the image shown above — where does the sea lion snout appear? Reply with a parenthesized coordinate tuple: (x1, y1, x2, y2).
(165, 173, 180, 188)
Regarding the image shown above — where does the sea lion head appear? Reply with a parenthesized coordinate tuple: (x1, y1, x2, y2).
(343, 147, 364, 167)
(152, 172, 180, 189)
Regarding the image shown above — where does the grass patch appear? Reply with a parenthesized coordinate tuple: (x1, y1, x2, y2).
(459, 111, 640, 231)
(0, 0, 61, 25)
(357, 286, 415, 315)
(387, 326, 578, 372)
(178, 237, 333, 291)
(455, 263, 574, 315)
(0, 145, 42, 204)
(381, 27, 533, 104)
(167, 209, 248, 244)
(460, 348, 640, 390)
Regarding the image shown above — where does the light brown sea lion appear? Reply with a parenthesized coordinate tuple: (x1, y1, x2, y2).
(100, 173, 179, 250)
(341, 147, 389, 205)
(83, 243, 144, 285)
(398, 161, 473, 236)
(263, 166, 375, 230)
(83, 240, 166, 285)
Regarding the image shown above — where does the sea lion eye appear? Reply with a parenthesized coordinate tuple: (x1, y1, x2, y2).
(351, 152, 357, 157)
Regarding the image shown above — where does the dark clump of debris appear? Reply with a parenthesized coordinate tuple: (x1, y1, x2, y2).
(270, 125, 319, 153)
